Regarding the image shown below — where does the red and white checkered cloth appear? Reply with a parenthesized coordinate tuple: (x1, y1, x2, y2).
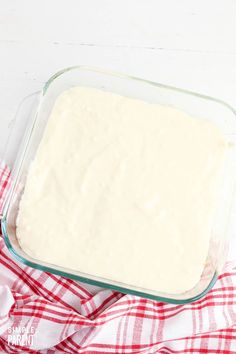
(0, 162, 236, 354)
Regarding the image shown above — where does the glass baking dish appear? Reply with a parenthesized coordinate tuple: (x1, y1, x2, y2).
(1, 66, 236, 304)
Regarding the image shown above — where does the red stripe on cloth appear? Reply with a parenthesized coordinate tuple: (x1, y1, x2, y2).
(155, 346, 236, 354)
(56, 331, 236, 352)
(58, 335, 79, 353)
(132, 302, 146, 344)
(0, 255, 41, 294)
(88, 292, 122, 320)
(115, 311, 123, 352)
(99, 291, 234, 321)
(1, 162, 236, 353)
(94, 301, 236, 322)
(55, 341, 75, 354)
(78, 327, 95, 347)
(122, 296, 131, 347)
(11, 311, 90, 326)
(12, 303, 88, 321)
(156, 302, 165, 341)
(219, 272, 236, 279)
(0, 252, 79, 308)
(49, 273, 91, 298)
(0, 337, 40, 354)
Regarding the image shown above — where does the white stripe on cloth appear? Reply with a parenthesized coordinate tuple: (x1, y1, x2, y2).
(0, 162, 236, 353)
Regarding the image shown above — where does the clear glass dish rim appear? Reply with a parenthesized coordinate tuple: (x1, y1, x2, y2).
(1, 65, 235, 304)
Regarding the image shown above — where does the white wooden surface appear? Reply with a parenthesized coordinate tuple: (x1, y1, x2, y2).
(1, 0, 236, 258)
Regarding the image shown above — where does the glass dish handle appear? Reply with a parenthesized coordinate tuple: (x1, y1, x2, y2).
(1, 92, 41, 214)
(3, 92, 41, 169)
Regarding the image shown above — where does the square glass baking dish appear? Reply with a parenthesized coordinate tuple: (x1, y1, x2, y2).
(1, 66, 236, 304)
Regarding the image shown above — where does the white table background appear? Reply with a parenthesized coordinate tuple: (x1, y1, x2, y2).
(0, 0, 236, 258)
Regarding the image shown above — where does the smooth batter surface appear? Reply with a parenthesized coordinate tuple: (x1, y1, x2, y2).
(16, 87, 227, 294)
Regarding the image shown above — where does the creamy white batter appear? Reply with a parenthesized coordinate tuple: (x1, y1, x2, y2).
(16, 87, 227, 294)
